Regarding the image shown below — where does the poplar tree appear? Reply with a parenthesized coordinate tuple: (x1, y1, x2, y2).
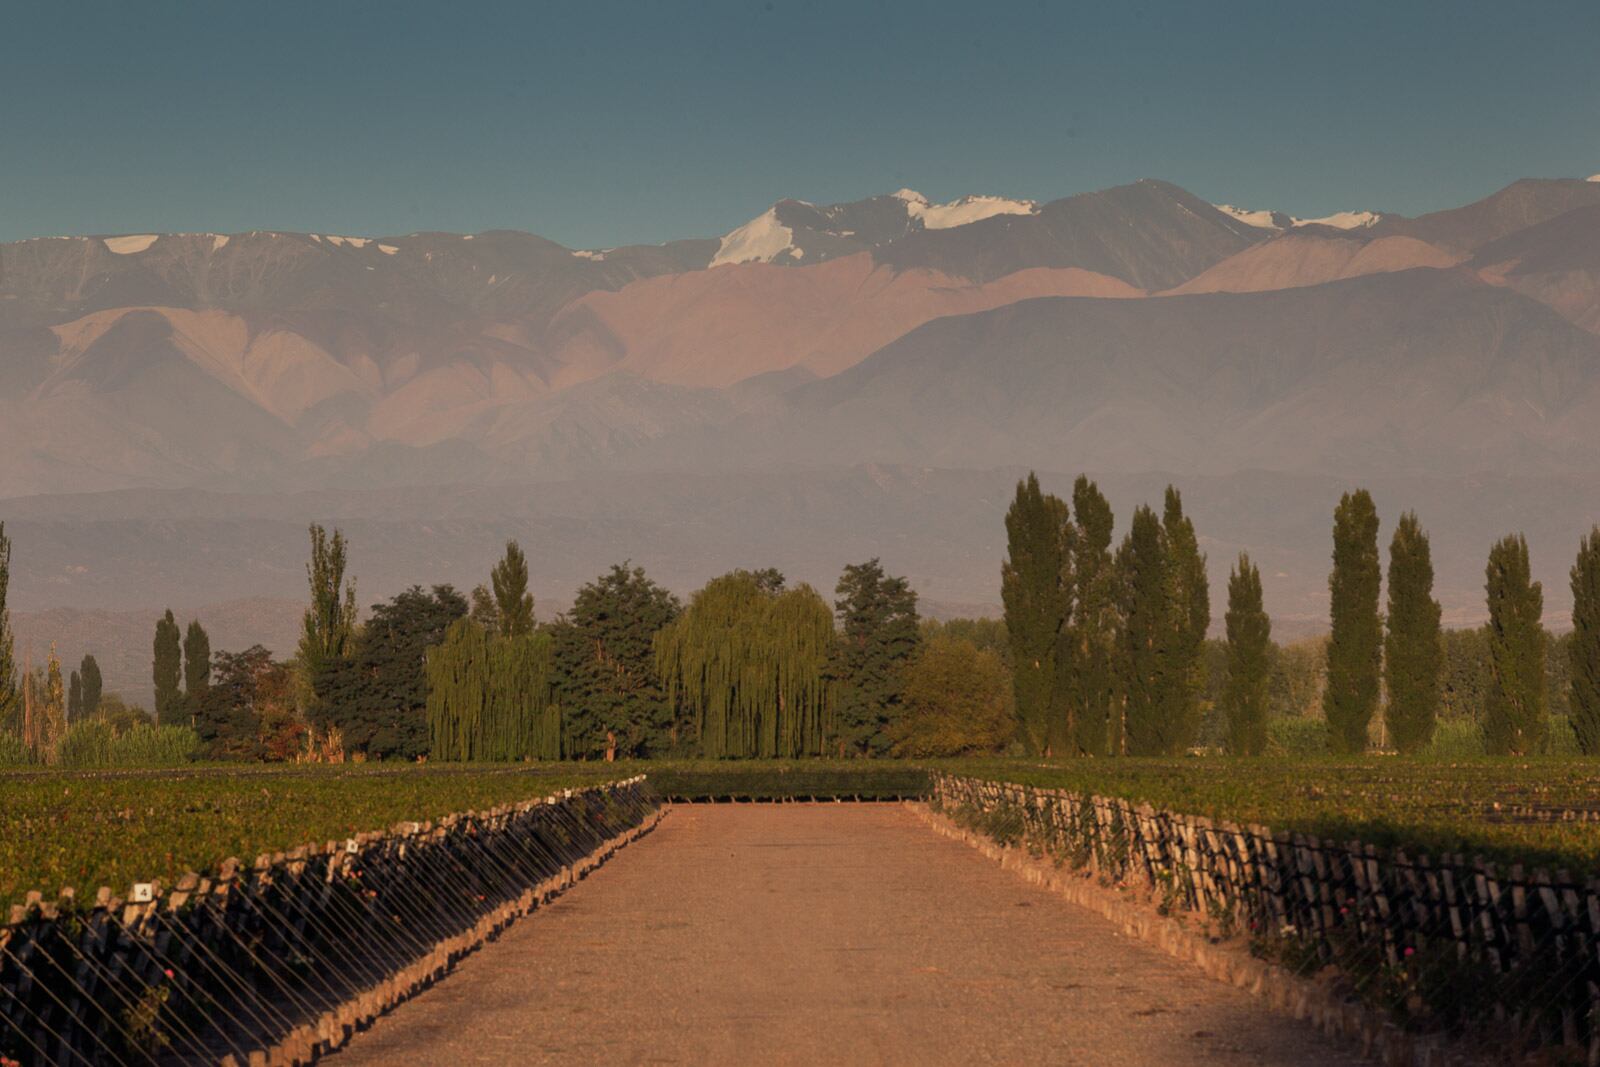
(829, 559, 921, 755)
(1223, 553, 1270, 756)
(0, 523, 17, 733)
(1484, 534, 1546, 755)
(654, 571, 834, 758)
(153, 609, 184, 726)
(1385, 512, 1442, 754)
(299, 524, 357, 710)
(490, 540, 535, 637)
(1117, 505, 1166, 756)
(1158, 486, 1209, 755)
(184, 620, 212, 701)
(1570, 528, 1600, 754)
(44, 645, 65, 751)
(1001, 473, 1070, 755)
(68, 670, 83, 721)
(1324, 490, 1381, 753)
(1065, 477, 1116, 756)
(79, 654, 102, 718)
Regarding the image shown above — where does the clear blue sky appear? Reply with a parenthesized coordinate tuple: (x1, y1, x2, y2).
(3, 0, 1597, 246)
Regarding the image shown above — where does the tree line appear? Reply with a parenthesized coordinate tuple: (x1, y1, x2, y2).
(1002, 474, 1600, 757)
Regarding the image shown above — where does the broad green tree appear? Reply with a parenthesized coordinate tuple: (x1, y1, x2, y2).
(1484, 535, 1546, 755)
(1385, 513, 1442, 754)
(0, 524, 17, 733)
(153, 609, 184, 726)
(184, 620, 212, 702)
(554, 563, 682, 759)
(1223, 553, 1271, 755)
(886, 636, 1016, 757)
(1117, 505, 1165, 756)
(1001, 473, 1070, 754)
(1158, 486, 1209, 755)
(1324, 490, 1382, 753)
(79, 654, 102, 718)
(654, 571, 834, 758)
(1065, 476, 1117, 756)
(829, 558, 921, 755)
(490, 540, 535, 637)
(428, 620, 561, 761)
(1571, 529, 1600, 754)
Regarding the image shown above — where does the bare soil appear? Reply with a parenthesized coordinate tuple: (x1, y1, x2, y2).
(329, 804, 1363, 1066)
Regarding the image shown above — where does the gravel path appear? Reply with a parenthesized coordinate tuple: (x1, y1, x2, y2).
(330, 804, 1362, 1066)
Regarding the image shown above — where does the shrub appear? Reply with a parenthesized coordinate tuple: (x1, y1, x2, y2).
(1266, 716, 1326, 757)
(0, 731, 31, 767)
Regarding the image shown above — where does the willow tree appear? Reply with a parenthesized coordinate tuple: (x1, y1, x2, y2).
(654, 571, 834, 758)
(427, 618, 560, 761)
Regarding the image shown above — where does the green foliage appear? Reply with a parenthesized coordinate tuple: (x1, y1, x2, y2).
(1001, 473, 1069, 755)
(299, 523, 358, 711)
(886, 636, 1016, 757)
(0, 523, 16, 735)
(1266, 716, 1327, 757)
(427, 619, 560, 761)
(828, 558, 921, 755)
(0, 731, 32, 766)
(490, 539, 535, 637)
(316, 585, 467, 760)
(1570, 528, 1600, 754)
(554, 563, 682, 759)
(1065, 476, 1117, 756)
(52, 720, 199, 769)
(1384, 512, 1442, 754)
(79, 654, 102, 718)
(153, 609, 183, 726)
(194, 646, 294, 760)
(920, 617, 1010, 667)
(1441, 626, 1490, 720)
(1269, 638, 1324, 719)
(654, 571, 834, 758)
(68, 669, 83, 721)
(1484, 534, 1546, 755)
(644, 760, 930, 800)
(1324, 489, 1382, 753)
(1116, 504, 1165, 755)
(1422, 717, 1485, 759)
(183, 619, 211, 702)
(1223, 554, 1271, 755)
(1159, 486, 1209, 754)
(0, 765, 627, 910)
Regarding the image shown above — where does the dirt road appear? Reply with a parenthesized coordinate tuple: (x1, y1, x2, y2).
(330, 804, 1361, 1066)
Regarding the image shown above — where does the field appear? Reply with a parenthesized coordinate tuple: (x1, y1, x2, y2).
(947, 757, 1600, 874)
(0, 764, 630, 912)
(10, 756, 1600, 914)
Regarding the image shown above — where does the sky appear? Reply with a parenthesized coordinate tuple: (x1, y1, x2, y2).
(2, 0, 1598, 247)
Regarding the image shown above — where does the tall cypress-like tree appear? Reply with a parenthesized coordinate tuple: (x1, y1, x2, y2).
(43, 645, 65, 752)
(1570, 528, 1600, 754)
(153, 609, 184, 726)
(1117, 505, 1166, 756)
(68, 670, 83, 721)
(184, 620, 212, 702)
(1223, 553, 1271, 756)
(79, 654, 102, 718)
(1324, 490, 1382, 753)
(0, 523, 17, 734)
(1385, 512, 1442, 754)
(1065, 476, 1116, 756)
(1484, 534, 1546, 755)
(1001, 473, 1070, 755)
(1158, 486, 1209, 755)
(490, 540, 535, 637)
(298, 524, 357, 704)
(828, 559, 921, 755)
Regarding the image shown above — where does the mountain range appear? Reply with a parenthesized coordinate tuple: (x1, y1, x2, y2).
(5, 173, 1600, 705)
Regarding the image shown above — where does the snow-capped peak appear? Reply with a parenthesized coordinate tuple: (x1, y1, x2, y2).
(901, 191, 1037, 230)
(1587, 173, 1600, 183)
(711, 206, 796, 267)
(1211, 202, 1383, 232)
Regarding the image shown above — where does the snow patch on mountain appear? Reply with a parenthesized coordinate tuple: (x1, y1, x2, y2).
(1211, 202, 1383, 232)
(712, 207, 795, 267)
(325, 235, 370, 249)
(103, 234, 158, 255)
(1588, 174, 1600, 182)
(895, 189, 1037, 230)
(1213, 204, 1282, 229)
(572, 249, 608, 261)
(211, 234, 230, 251)
(377, 244, 399, 255)
(1299, 210, 1382, 230)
